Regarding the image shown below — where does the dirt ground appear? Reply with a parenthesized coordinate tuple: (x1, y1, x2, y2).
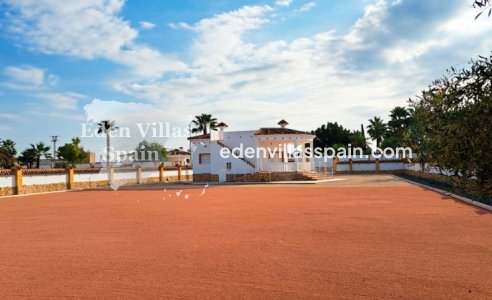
(0, 175, 491, 299)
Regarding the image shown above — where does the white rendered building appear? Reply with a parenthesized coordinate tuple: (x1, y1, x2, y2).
(188, 120, 316, 182)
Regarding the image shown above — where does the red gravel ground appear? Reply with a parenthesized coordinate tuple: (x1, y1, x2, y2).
(0, 180, 491, 298)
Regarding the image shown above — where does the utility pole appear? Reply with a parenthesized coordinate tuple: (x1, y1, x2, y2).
(51, 136, 58, 168)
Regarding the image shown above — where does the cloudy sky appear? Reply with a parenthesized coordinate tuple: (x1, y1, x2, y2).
(0, 0, 491, 156)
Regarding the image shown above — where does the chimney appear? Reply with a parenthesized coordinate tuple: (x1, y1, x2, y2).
(277, 119, 289, 128)
(217, 122, 229, 131)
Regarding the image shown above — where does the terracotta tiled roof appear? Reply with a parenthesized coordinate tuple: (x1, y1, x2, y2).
(187, 133, 210, 140)
(217, 122, 228, 128)
(168, 149, 190, 155)
(255, 128, 312, 135)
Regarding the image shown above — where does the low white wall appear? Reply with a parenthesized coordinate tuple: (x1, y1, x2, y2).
(0, 175, 15, 188)
(113, 170, 137, 181)
(23, 174, 67, 185)
(142, 170, 159, 179)
(337, 164, 350, 172)
(380, 162, 406, 171)
(165, 170, 179, 177)
(352, 163, 375, 172)
(74, 173, 109, 182)
(181, 169, 193, 177)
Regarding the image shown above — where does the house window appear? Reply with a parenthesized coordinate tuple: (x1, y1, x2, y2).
(226, 162, 232, 170)
(199, 153, 211, 165)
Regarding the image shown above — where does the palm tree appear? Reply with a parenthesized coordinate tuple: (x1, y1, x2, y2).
(97, 120, 118, 168)
(0, 139, 17, 168)
(1, 139, 17, 156)
(29, 142, 51, 168)
(388, 106, 410, 136)
(191, 114, 218, 135)
(0, 148, 10, 168)
(18, 148, 36, 169)
(367, 117, 387, 148)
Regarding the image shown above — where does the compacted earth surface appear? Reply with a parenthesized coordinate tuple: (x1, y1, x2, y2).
(0, 175, 491, 299)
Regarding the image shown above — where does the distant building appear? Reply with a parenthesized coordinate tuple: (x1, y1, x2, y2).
(38, 158, 64, 169)
(88, 152, 96, 164)
(167, 147, 190, 166)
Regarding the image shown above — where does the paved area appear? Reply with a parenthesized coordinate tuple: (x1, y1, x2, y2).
(0, 175, 490, 298)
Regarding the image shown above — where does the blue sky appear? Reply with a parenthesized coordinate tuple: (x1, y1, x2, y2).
(0, 0, 491, 157)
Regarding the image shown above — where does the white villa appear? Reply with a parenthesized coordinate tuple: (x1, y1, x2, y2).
(188, 120, 325, 182)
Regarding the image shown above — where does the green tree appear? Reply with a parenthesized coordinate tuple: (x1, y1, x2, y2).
(58, 137, 90, 164)
(383, 106, 412, 149)
(135, 141, 168, 161)
(0, 148, 11, 168)
(191, 114, 218, 135)
(97, 120, 118, 168)
(29, 142, 51, 168)
(0, 139, 17, 168)
(407, 52, 492, 200)
(349, 131, 367, 150)
(381, 135, 400, 150)
(367, 117, 387, 148)
(312, 122, 351, 148)
(388, 106, 411, 136)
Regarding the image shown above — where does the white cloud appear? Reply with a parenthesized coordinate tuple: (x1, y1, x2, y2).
(4, 0, 135, 59)
(84, 99, 169, 124)
(3, 0, 186, 79)
(178, 5, 273, 70)
(296, 2, 316, 12)
(139, 21, 156, 29)
(35, 92, 85, 110)
(110, 0, 492, 138)
(0, 113, 21, 123)
(344, 0, 388, 45)
(275, 0, 293, 7)
(2, 65, 85, 110)
(5, 0, 492, 144)
(3, 66, 45, 87)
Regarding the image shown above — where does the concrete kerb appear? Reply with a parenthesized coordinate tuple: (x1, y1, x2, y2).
(394, 174, 492, 212)
(191, 178, 346, 185)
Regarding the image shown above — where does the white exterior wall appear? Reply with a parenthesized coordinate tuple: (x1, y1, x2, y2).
(191, 134, 256, 176)
(222, 131, 257, 164)
(209, 141, 255, 175)
(0, 175, 15, 188)
(23, 174, 67, 185)
(191, 140, 213, 174)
